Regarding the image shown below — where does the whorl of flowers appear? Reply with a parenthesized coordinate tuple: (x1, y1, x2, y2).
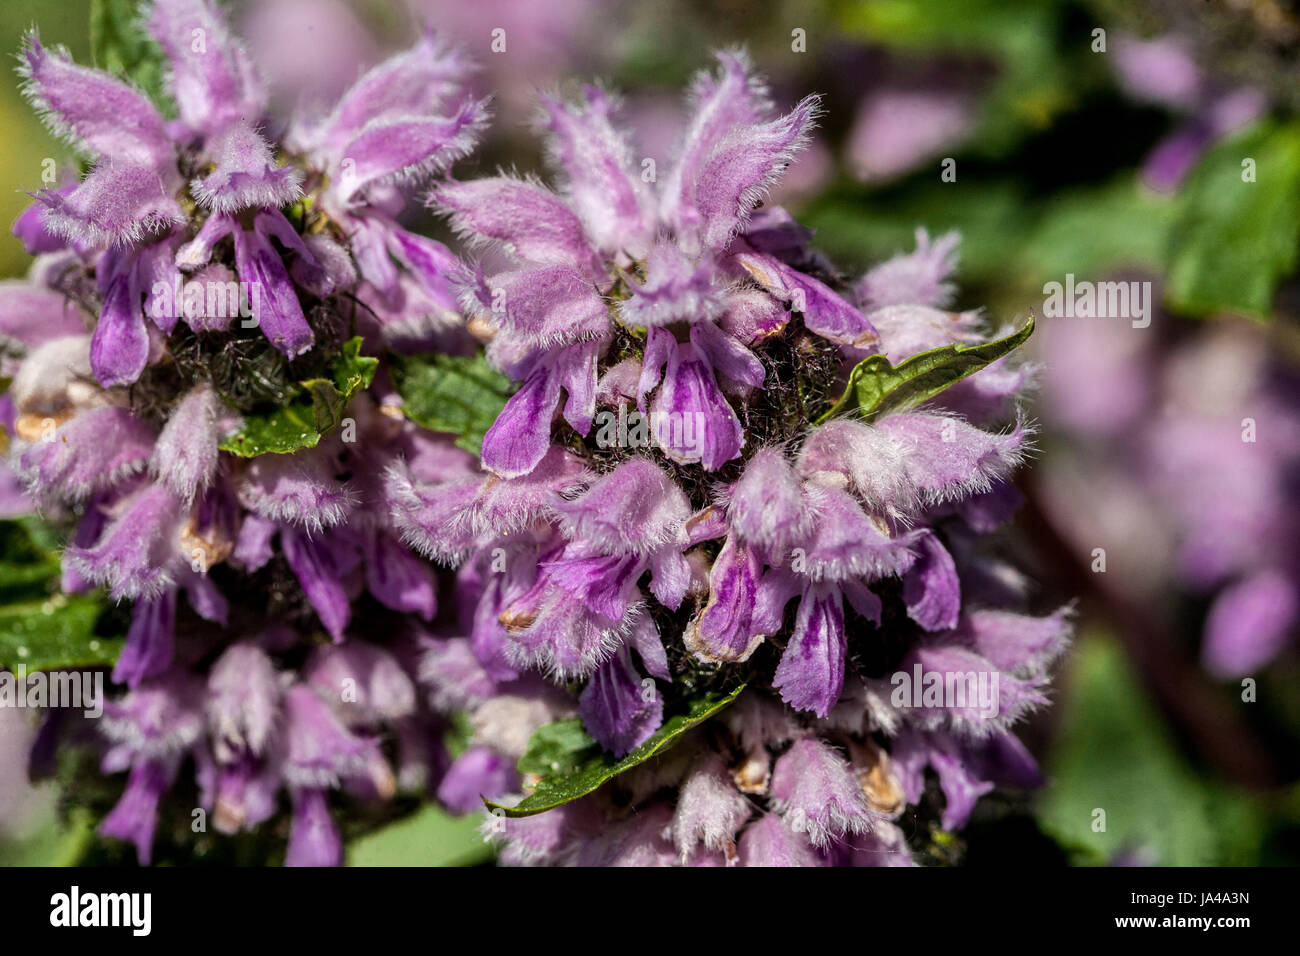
(3, 0, 488, 866)
(1, 1, 1067, 867)
(398, 54, 1069, 863)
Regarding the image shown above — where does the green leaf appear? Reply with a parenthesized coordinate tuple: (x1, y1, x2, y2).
(490, 684, 746, 818)
(0, 594, 119, 673)
(219, 337, 378, 456)
(1018, 177, 1177, 282)
(1165, 121, 1300, 319)
(390, 353, 515, 454)
(0, 518, 63, 600)
(1037, 635, 1266, 865)
(90, 0, 170, 109)
(817, 316, 1034, 423)
(347, 803, 492, 867)
(516, 719, 598, 777)
(0, 517, 119, 674)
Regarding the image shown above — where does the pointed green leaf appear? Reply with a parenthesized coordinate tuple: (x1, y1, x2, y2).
(219, 338, 378, 456)
(390, 353, 515, 454)
(488, 684, 746, 818)
(818, 316, 1034, 424)
(0, 594, 119, 673)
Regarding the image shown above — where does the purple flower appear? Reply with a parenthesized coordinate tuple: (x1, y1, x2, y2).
(737, 813, 821, 867)
(496, 458, 689, 682)
(892, 728, 1042, 831)
(207, 643, 281, 763)
(98, 758, 179, 866)
(17, 1, 489, 382)
(432, 51, 874, 478)
(287, 28, 488, 350)
(771, 737, 876, 847)
(668, 753, 752, 864)
(437, 746, 519, 814)
(4, 15, 1066, 870)
(96, 672, 204, 862)
(2, 1, 498, 867)
(1203, 572, 1298, 678)
(578, 642, 665, 757)
(285, 786, 343, 867)
(854, 228, 961, 311)
(473, 190, 1058, 865)
(19, 33, 182, 248)
(151, 385, 223, 502)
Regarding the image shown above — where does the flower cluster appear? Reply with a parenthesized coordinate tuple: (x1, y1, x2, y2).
(2, 0, 488, 865)
(397, 58, 1069, 863)
(1, 1, 1066, 867)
